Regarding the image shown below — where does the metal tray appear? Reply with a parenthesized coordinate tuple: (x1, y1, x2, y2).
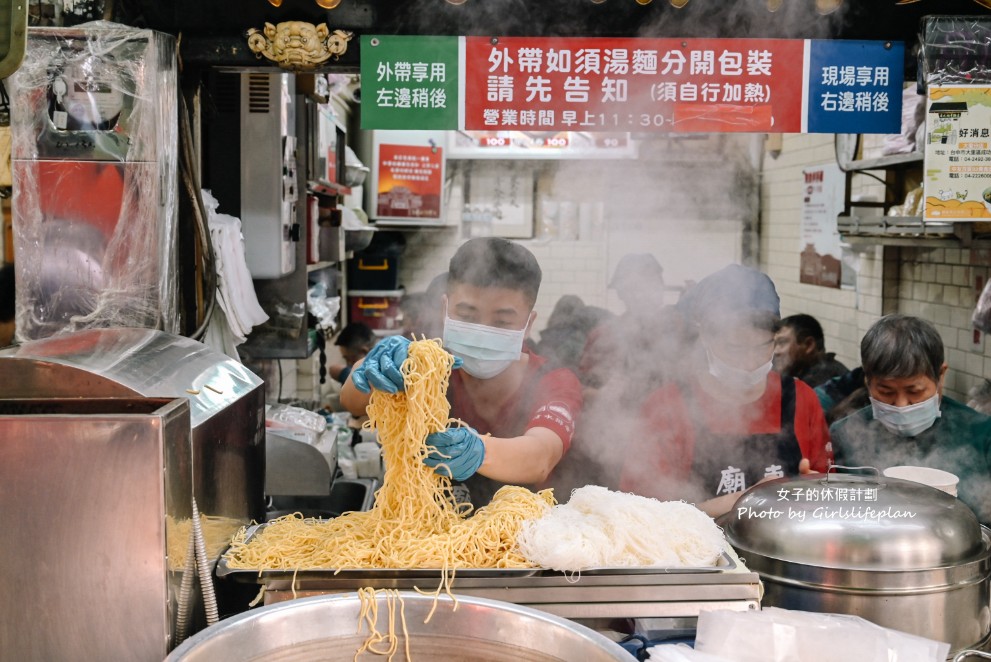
(216, 524, 734, 579)
(550, 551, 735, 576)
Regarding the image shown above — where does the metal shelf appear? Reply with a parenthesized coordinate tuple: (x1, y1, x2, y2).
(843, 151, 923, 172)
(838, 215, 954, 236)
(308, 179, 352, 197)
(306, 261, 340, 272)
(838, 216, 991, 247)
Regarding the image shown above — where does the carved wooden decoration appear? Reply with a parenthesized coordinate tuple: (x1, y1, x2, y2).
(247, 22, 353, 70)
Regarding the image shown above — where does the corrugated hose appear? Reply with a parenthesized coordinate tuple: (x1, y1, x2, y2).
(174, 532, 197, 644)
(191, 498, 220, 626)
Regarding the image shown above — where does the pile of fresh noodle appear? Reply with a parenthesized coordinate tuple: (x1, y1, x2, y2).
(515, 485, 726, 572)
(223, 338, 554, 573)
(166, 514, 245, 570)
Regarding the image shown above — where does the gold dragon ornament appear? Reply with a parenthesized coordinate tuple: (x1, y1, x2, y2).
(247, 22, 353, 70)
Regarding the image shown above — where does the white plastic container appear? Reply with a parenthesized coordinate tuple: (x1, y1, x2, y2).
(883, 465, 959, 496)
(353, 441, 382, 479)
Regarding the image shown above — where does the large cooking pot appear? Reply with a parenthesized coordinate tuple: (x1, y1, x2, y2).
(723, 471, 991, 654)
(167, 592, 631, 661)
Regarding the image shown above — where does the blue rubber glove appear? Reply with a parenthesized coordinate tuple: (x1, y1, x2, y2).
(350, 336, 411, 394)
(351, 336, 464, 394)
(424, 426, 486, 481)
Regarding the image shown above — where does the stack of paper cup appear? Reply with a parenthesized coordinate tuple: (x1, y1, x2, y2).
(883, 466, 959, 496)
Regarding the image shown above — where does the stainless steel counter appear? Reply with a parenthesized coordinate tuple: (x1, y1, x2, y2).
(218, 547, 762, 621)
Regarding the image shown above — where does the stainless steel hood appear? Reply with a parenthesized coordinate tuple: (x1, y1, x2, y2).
(0, 326, 261, 425)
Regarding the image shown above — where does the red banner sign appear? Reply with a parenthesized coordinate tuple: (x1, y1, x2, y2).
(464, 37, 806, 133)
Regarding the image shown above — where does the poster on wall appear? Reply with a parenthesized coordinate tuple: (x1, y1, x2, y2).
(376, 143, 444, 220)
(465, 162, 534, 238)
(800, 163, 845, 289)
(924, 85, 991, 221)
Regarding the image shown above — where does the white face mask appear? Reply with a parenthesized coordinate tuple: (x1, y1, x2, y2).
(870, 393, 942, 437)
(443, 315, 526, 379)
(705, 346, 773, 389)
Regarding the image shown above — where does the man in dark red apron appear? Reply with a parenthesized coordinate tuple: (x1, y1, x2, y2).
(620, 264, 832, 516)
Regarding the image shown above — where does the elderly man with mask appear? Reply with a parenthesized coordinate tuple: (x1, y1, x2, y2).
(620, 265, 832, 517)
(831, 314, 991, 524)
(341, 237, 582, 507)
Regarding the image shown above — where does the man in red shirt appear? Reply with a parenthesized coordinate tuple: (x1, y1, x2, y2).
(342, 237, 582, 507)
(620, 265, 832, 517)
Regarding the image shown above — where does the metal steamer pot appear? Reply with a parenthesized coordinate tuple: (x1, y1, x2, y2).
(167, 592, 632, 661)
(722, 472, 991, 654)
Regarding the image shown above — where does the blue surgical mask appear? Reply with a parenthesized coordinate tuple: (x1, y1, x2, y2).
(870, 393, 941, 437)
(705, 346, 773, 389)
(443, 316, 525, 379)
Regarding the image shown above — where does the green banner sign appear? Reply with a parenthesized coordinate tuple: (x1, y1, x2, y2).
(360, 35, 459, 130)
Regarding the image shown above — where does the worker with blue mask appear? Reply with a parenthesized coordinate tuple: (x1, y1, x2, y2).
(831, 314, 991, 525)
(341, 237, 583, 507)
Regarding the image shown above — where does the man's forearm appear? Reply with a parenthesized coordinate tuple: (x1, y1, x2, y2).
(475, 427, 565, 484)
(340, 356, 372, 416)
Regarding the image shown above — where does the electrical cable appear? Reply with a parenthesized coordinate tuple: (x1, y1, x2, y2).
(834, 132, 894, 186)
(177, 88, 218, 340)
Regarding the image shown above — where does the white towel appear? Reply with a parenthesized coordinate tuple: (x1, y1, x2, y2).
(201, 189, 269, 346)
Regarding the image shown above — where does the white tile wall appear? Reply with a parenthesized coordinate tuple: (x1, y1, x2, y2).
(393, 137, 759, 335)
(760, 133, 990, 402)
(392, 227, 613, 331)
(292, 134, 991, 405)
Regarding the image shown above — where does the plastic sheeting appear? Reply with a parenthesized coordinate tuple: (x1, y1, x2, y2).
(919, 16, 991, 87)
(9, 21, 178, 341)
(688, 608, 950, 662)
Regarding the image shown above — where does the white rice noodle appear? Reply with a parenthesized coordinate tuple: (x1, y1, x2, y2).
(516, 485, 725, 571)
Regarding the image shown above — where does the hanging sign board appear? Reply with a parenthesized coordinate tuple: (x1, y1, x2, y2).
(360, 35, 460, 130)
(923, 85, 991, 222)
(362, 36, 903, 134)
(463, 36, 806, 133)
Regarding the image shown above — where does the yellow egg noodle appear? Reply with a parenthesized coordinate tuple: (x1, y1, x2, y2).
(166, 514, 245, 570)
(224, 338, 554, 573)
(355, 588, 410, 662)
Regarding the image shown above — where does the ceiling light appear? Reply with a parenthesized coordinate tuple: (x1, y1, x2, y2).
(315, 0, 342, 7)
(814, 0, 842, 14)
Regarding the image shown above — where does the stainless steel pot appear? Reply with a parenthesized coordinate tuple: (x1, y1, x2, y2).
(167, 592, 631, 661)
(723, 472, 991, 653)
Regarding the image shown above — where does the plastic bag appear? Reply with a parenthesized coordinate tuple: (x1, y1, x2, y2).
(645, 644, 732, 661)
(265, 403, 327, 447)
(974, 276, 991, 334)
(694, 608, 950, 662)
(882, 86, 926, 156)
(307, 282, 341, 332)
